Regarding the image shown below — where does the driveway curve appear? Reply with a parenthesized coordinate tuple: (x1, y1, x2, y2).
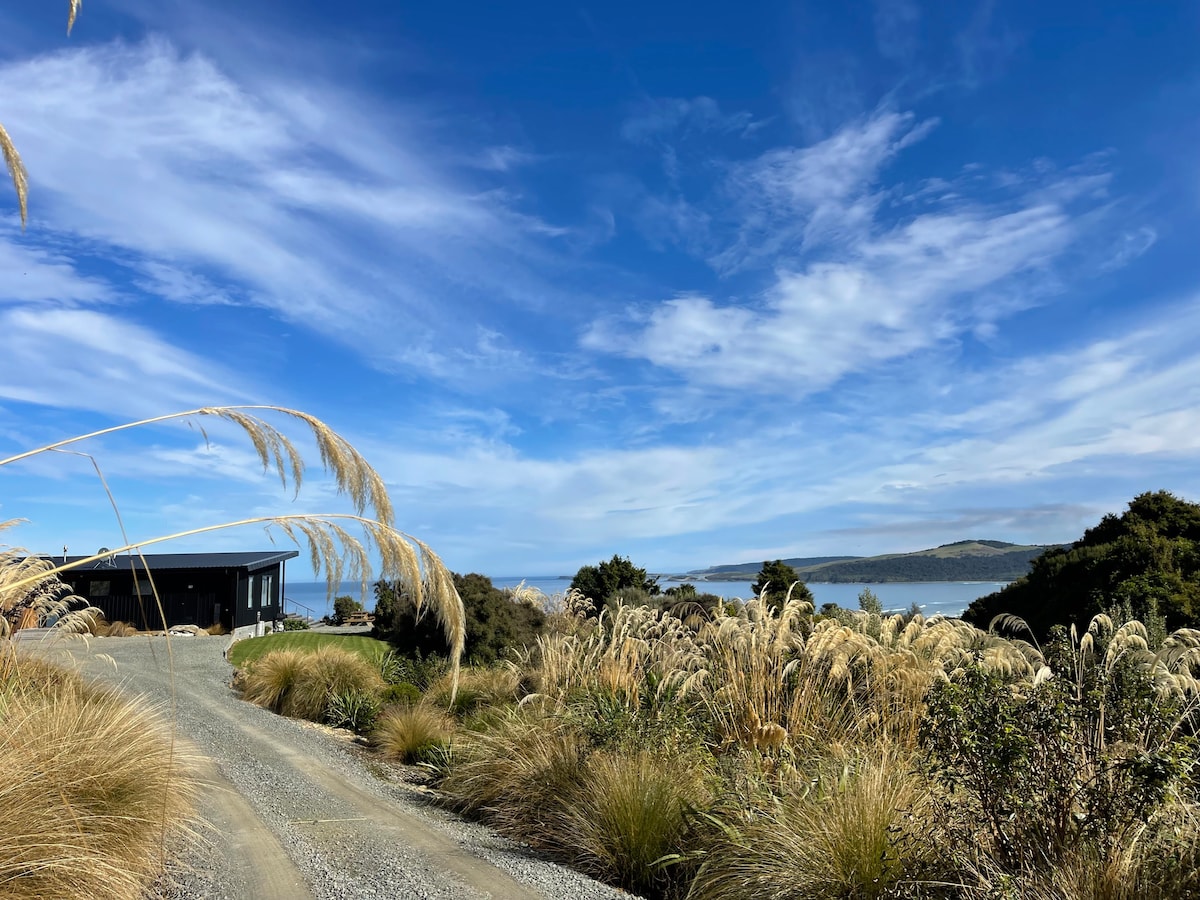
(26, 635, 634, 900)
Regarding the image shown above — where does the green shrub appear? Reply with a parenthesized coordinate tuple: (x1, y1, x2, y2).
(375, 573, 544, 666)
(920, 650, 1195, 879)
(332, 594, 364, 625)
(282, 618, 310, 631)
(380, 682, 422, 708)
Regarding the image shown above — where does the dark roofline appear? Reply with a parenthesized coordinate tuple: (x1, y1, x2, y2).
(44, 551, 300, 573)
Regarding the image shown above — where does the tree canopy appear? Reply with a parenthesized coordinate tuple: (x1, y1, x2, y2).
(374, 572, 544, 666)
(962, 491, 1200, 637)
(569, 555, 659, 613)
(751, 559, 814, 611)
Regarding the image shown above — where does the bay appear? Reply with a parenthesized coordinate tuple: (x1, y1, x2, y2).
(281, 576, 1005, 621)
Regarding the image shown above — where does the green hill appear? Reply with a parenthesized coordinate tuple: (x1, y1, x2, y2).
(687, 540, 1061, 583)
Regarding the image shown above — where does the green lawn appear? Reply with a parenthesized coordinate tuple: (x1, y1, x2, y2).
(228, 632, 391, 668)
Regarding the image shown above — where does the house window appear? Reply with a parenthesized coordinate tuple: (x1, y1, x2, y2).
(260, 572, 275, 607)
(90, 580, 110, 597)
(136, 579, 153, 596)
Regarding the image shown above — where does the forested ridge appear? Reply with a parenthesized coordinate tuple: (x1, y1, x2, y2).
(691, 540, 1058, 583)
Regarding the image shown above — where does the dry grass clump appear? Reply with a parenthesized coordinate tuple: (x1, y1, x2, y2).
(371, 703, 455, 763)
(241, 645, 383, 721)
(564, 749, 711, 896)
(240, 648, 309, 713)
(690, 745, 938, 900)
(426, 665, 521, 715)
(439, 710, 587, 831)
(441, 709, 708, 895)
(286, 644, 384, 720)
(0, 654, 197, 900)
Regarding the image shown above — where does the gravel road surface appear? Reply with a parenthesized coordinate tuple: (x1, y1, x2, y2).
(24, 635, 637, 900)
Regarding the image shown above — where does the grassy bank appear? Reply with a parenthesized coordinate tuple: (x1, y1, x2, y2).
(228, 631, 391, 667)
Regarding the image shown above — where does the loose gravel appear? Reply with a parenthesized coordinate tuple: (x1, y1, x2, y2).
(24, 635, 640, 900)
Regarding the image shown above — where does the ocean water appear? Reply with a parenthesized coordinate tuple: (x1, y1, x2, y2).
(280, 577, 1004, 621)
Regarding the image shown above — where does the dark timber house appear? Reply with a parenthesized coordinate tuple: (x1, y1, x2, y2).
(57, 551, 299, 632)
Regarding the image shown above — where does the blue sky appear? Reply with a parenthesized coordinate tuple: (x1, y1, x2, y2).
(2, 0, 1199, 577)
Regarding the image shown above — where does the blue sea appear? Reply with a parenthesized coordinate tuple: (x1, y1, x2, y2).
(281, 576, 1004, 622)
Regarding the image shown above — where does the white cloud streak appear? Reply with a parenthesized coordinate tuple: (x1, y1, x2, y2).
(587, 109, 1108, 396)
(0, 38, 573, 377)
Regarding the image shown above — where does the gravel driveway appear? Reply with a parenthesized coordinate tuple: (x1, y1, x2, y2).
(25, 635, 637, 900)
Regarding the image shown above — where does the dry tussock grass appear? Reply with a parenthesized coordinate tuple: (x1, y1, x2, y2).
(440, 710, 587, 829)
(241, 645, 384, 721)
(691, 743, 936, 900)
(0, 653, 198, 900)
(372, 703, 455, 764)
(564, 749, 712, 896)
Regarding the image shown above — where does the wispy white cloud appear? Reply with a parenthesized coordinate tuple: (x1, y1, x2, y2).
(0, 307, 242, 417)
(0, 38, 576, 379)
(585, 106, 1146, 403)
(621, 96, 763, 144)
(713, 110, 938, 269)
(0, 230, 113, 304)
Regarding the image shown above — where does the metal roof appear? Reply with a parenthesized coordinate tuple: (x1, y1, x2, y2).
(49, 551, 300, 573)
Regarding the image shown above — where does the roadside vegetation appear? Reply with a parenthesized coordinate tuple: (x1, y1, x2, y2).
(229, 508, 1200, 900)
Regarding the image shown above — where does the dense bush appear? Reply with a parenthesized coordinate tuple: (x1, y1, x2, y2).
(332, 594, 364, 625)
(751, 559, 814, 611)
(374, 573, 544, 666)
(920, 618, 1198, 885)
(965, 490, 1200, 636)
(380, 682, 423, 708)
